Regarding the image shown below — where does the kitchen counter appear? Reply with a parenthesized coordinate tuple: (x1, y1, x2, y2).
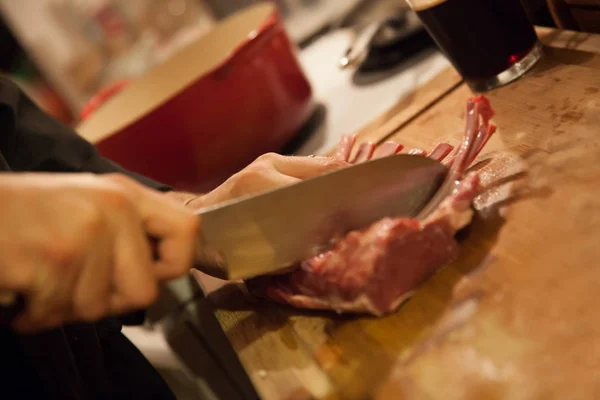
(203, 27, 600, 400)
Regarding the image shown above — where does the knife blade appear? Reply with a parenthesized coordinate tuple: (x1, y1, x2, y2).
(193, 153, 448, 280)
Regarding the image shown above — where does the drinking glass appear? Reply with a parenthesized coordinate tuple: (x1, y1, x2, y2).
(406, 0, 543, 92)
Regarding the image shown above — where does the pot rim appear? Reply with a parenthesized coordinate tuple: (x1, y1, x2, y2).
(77, 1, 282, 143)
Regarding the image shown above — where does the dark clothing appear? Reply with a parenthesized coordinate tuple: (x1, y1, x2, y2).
(0, 77, 177, 399)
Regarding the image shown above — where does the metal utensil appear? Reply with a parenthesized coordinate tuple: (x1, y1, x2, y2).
(0, 154, 448, 325)
(339, 20, 389, 69)
(338, 11, 424, 70)
(193, 153, 448, 280)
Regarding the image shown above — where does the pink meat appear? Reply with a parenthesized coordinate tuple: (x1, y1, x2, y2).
(246, 96, 496, 316)
(351, 142, 376, 163)
(376, 142, 405, 158)
(428, 143, 454, 162)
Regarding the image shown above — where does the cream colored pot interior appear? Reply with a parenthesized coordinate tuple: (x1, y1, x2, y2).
(77, 2, 275, 142)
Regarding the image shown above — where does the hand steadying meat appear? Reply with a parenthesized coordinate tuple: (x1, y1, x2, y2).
(247, 95, 496, 316)
(184, 152, 350, 210)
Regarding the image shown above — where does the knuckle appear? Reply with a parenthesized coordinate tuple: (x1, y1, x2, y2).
(103, 187, 134, 211)
(242, 167, 260, 178)
(80, 207, 105, 237)
(45, 238, 79, 265)
(229, 171, 262, 198)
(242, 165, 268, 182)
(256, 152, 278, 163)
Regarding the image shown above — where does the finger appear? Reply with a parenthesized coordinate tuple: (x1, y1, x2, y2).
(334, 134, 357, 161)
(104, 175, 197, 282)
(72, 233, 114, 322)
(135, 190, 198, 281)
(375, 142, 404, 159)
(11, 265, 73, 333)
(269, 155, 349, 180)
(20, 255, 80, 330)
(108, 216, 157, 315)
(351, 142, 376, 164)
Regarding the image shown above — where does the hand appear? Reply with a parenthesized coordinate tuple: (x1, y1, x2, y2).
(184, 134, 405, 210)
(178, 137, 403, 290)
(0, 173, 198, 333)
(186, 152, 350, 209)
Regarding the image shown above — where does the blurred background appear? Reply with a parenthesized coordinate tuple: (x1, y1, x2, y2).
(0, 0, 368, 124)
(0, 0, 555, 126)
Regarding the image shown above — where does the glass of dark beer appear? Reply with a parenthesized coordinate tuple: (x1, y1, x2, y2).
(407, 0, 542, 92)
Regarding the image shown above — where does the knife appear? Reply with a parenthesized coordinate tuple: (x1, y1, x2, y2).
(193, 153, 448, 280)
(0, 154, 447, 325)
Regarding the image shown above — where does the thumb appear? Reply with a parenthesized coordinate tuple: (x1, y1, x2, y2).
(268, 154, 349, 179)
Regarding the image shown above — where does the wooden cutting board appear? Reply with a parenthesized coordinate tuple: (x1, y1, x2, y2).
(202, 27, 600, 400)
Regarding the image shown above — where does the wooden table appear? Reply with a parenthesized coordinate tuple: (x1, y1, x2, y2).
(199, 27, 600, 400)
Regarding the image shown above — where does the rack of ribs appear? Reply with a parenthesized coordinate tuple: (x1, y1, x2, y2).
(246, 95, 496, 316)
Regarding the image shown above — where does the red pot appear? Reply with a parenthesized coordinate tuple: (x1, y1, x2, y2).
(76, 2, 313, 192)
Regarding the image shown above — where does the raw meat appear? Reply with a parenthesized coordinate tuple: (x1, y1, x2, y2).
(246, 95, 496, 316)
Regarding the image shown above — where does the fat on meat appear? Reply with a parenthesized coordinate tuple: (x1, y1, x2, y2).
(246, 95, 496, 316)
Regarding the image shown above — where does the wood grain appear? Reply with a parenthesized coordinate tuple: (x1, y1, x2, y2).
(376, 57, 600, 400)
(537, 25, 600, 53)
(206, 28, 600, 400)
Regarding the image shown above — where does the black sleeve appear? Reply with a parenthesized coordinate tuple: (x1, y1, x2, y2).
(0, 76, 171, 192)
(0, 77, 171, 326)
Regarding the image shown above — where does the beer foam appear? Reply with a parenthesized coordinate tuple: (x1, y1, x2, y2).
(407, 0, 447, 11)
